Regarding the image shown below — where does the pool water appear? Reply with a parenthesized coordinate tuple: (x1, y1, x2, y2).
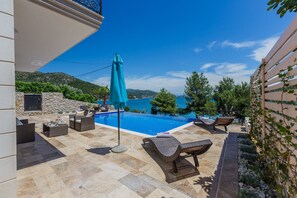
(94, 112, 194, 136)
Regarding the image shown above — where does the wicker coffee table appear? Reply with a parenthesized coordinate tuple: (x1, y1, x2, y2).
(43, 123, 68, 137)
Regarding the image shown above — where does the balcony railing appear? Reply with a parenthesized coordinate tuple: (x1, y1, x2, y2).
(72, 0, 102, 15)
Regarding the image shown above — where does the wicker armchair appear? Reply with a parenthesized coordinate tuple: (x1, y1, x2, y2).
(16, 119, 35, 144)
(74, 116, 95, 132)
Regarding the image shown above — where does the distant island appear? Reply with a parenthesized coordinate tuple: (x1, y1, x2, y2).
(15, 71, 157, 99)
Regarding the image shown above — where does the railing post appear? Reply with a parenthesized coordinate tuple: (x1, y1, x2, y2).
(261, 59, 266, 140)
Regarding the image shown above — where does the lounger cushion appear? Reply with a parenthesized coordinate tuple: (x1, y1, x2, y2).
(86, 111, 94, 117)
(75, 120, 81, 123)
(69, 118, 74, 121)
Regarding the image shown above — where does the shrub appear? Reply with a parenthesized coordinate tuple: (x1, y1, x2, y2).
(131, 109, 140, 113)
(238, 188, 258, 198)
(240, 174, 261, 188)
(124, 106, 130, 112)
(240, 145, 257, 154)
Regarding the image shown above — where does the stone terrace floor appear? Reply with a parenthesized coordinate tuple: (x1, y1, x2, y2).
(17, 114, 242, 198)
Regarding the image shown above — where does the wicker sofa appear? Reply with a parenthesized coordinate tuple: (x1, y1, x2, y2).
(16, 118, 35, 144)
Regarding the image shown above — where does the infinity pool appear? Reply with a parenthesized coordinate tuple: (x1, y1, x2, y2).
(94, 112, 194, 136)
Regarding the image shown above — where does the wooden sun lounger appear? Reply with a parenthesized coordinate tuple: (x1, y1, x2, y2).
(143, 136, 212, 173)
(199, 117, 234, 132)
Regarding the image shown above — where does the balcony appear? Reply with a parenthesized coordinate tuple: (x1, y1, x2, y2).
(14, 0, 104, 72)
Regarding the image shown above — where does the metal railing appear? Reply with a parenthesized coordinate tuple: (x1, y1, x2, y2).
(72, 0, 102, 15)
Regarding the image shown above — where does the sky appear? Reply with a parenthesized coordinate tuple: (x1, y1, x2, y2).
(39, 0, 296, 95)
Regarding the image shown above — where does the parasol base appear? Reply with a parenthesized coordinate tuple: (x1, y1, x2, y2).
(111, 145, 127, 153)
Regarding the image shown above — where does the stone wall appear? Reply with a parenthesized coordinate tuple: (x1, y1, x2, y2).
(16, 92, 95, 116)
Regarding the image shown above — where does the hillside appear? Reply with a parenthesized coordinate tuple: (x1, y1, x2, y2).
(16, 71, 157, 98)
(127, 89, 157, 99)
(16, 71, 100, 95)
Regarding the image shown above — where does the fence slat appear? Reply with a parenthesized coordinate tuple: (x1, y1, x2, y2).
(265, 16, 297, 63)
(266, 90, 297, 102)
(265, 31, 297, 73)
(266, 101, 297, 119)
(265, 78, 297, 92)
(265, 67, 297, 86)
(266, 51, 297, 80)
(267, 112, 297, 131)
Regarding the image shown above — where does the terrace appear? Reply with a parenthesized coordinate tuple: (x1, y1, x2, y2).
(17, 113, 242, 197)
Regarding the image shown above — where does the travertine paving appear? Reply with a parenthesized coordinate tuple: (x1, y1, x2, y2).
(17, 114, 241, 198)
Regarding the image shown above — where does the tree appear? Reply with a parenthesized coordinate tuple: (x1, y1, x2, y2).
(213, 77, 236, 116)
(184, 72, 212, 115)
(234, 82, 250, 124)
(204, 101, 218, 116)
(96, 86, 109, 105)
(150, 88, 176, 115)
(267, 0, 297, 17)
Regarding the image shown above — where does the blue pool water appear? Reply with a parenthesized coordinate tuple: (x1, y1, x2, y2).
(94, 112, 194, 135)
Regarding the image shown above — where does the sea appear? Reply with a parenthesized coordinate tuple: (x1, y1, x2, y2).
(98, 96, 196, 119)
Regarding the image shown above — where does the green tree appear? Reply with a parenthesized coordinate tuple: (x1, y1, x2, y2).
(204, 101, 218, 116)
(150, 88, 176, 115)
(267, 0, 297, 17)
(96, 86, 109, 105)
(124, 106, 130, 112)
(213, 77, 236, 116)
(184, 72, 212, 116)
(234, 82, 250, 124)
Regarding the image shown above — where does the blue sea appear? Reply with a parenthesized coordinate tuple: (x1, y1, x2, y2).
(98, 96, 196, 118)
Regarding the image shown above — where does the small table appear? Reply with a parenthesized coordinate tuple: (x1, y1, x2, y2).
(43, 123, 68, 137)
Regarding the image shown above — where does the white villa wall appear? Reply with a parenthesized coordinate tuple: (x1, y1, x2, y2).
(0, 1, 17, 197)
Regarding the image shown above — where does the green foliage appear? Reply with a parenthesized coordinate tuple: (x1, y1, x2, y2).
(150, 88, 176, 115)
(184, 72, 212, 115)
(16, 81, 96, 103)
(214, 77, 236, 115)
(240, 174, 261, 188)
(203, 101, 218, 116)
(131, 109, 140, 113)
(267, 0, 297, 17)
(214, 78, 250, 121)
(124, 106, 130, 112)
(238, 188, 258, 198)
(95, 86, 109, 105)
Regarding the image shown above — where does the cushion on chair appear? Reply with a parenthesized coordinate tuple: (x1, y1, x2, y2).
(76, 111, 85, 117)
(16, 118, 23, 126)
(86, 111, 94, 117)
(69, 118, 74, 121)
(75, 120, 81, 123)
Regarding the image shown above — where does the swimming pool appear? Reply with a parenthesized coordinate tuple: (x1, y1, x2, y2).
(94, 112, 194, 136)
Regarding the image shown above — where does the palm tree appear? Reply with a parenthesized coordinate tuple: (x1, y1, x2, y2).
(97, 86, 110, 105)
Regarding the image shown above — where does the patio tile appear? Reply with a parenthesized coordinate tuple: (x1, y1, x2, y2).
(16, 114, 241, 198)
(119, 173, 156, 197)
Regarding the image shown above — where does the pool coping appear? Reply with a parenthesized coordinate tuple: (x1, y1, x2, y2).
(95, 122, 194, 137)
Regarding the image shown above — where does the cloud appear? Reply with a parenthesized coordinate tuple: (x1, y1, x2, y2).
(207, 41, 218, 50)
(201, 63, 217, 70)
(221, 40, 257, 48)
(93, 71, 191, 95)
(200, 62, 254, 85)
(250, 36, 279, 62)
(193, 48, 203, 54)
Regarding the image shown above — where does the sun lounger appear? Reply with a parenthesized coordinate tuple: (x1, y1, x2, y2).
(199, 117, 234, 132)
(143, 136, 212, 173)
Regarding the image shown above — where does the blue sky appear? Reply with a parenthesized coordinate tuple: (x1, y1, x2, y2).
(39, 0, 295, 94)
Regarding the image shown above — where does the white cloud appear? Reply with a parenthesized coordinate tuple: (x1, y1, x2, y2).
(93, 71, 191, 95)
(207, 41, 218, 50)
(193, 48, 203, 54)
(201, 63, 217, 70)
(221, 40, 257, 48)
(250, 36, 279, 62)
(200, 62, 254, 85)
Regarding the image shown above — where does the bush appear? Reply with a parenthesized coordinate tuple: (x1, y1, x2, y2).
(16, 81, 96, 103)
(124, 106, 130, 112)
(131, 109, 140, 113)
(238, 188, 258, 198)
(239, 139, 253, 145)
(240, 174, 261, 188)
(240, 145, 257, 154)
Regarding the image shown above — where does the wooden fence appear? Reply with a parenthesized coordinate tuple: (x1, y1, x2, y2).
(250, 16, 297, 196)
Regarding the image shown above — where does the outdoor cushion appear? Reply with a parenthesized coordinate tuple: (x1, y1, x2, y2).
(75, 120, 81, 123)
(86, 111, 94, 117)
(76, 111, 85, 117)
(16, 118, 23, 126)
(69, 118, 74, 121)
